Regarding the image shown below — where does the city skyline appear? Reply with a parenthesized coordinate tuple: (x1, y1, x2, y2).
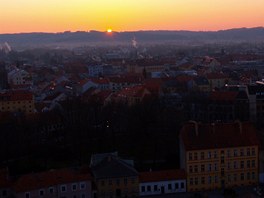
(1, 0, 264, 34)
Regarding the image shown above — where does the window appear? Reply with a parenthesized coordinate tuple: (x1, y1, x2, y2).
(124, 178, 127, 185)
(61, 185, 67, 193)
(234, 149, 238, 157)
(240, 149, 244, 156)
(194, 178, 198, 185)
(201, 177, 205, 184)
(215, 176, 218, 183)
(154, 185, 158, 191)
(72, 183, 77, 191)
(189, 165, 193, 173)
(101, 180, 105, 186)
(49, 187, 54, 194)
(175, 183, 179, 189)
(189, 152, 193, 160)
(147, 185, 151, 192)
(247, 160, 250, 168)
(247, 172, 250, 180)
(208, 164, 212, 172)
(227, 162, 230, 169)
(168, 184, 172, 190)
(194, 165, 198, 173)
(252, 148, 256, 156)
(201, 165, 205, 172)
(247, 148, 250, 156)
(208, 176, 211, 184)
(214, 163, 217, 171)
(81, 194, 86, 198)
(227, 150, 231, 157)
(141, 186, 145, 192)
(234, 161, 237, 169)
(228, 175, 231, 182)
(190, 178, 193, 185)
(39, 189, 44, 196)
(233, 174, 237, 182)
(109, 179, 112, 185)
(181, 182, 184, 189)
(252, 160, 255, 168)
(214, 151, 217, 158)
(240, 161, 244, 169)
(252, 172, 255, 180)
(201, 152, 204, 160)
(221, 168, 225, 177)
(241, 173, 244, 181)
(208, 151, 211, 159)
(80, 182, 86, 190)
(25, 192, 30, 198)
(194, 152, 198, 160)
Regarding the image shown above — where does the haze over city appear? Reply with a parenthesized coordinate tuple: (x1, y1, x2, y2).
(1, 0, 264, 33)
(2, 1, 264, 198)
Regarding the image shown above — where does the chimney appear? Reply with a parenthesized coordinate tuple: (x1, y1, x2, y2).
(211, 123, 215, 134)
(189, 120, 198, 136)
(235, 120, 242, 134)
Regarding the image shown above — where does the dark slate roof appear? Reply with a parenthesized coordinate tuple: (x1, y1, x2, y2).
(91, 156, 138, 179)
(90, 152, 118, 168)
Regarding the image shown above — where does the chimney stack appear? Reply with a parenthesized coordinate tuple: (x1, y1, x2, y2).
(235, 120, 242, 134)
(189, 120, 198, 136)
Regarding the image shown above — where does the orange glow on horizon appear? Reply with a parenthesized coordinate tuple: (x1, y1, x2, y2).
(0, 0, 264, 34)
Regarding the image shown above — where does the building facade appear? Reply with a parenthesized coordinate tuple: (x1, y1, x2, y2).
(180, 121, 259, 192)
(14, 168, 92, 198)
(0, 90, 35, 114)
(91, 154, 139, 198)
(139, 169, 186, 196)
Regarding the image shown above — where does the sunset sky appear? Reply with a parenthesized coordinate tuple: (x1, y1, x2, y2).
(1, 0, 264, 33)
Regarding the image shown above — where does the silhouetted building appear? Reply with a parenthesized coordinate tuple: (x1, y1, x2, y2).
(0, 62, 8, 90)
(180, 121, 259, 192)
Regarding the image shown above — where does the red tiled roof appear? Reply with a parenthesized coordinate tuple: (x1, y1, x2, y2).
(209, 91, 238, 101)
(143, 78, 163, 95)
(117, 85, 150, 98)
(90, 78, 109, 84)
(139, 169, 186, 183)
(109, 75, 143, 84)
(0, 90, 33, 101)
(180, 122, 259, 151)
(14, 168, 91, 193)
(175, 75, 194, 83)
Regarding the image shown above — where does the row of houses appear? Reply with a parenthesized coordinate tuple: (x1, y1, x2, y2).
(0, 121, 260, 198)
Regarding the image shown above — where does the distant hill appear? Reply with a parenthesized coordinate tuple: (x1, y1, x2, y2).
(0, 27, 264, 49)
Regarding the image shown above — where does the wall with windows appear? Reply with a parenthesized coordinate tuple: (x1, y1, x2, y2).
(16, 180, 92, 198)
(96, 176, 139, 198)
(139, 180, 186, 196)
(185, 146, 258, 192)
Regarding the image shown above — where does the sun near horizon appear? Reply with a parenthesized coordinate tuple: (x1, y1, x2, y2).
(107, 28, 112, 33)
(1, 0, 264, 34)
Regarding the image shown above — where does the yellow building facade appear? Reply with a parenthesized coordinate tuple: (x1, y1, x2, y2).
(0, 91, 34, 114)
(180, 121, 259, 192)
(96, 176, 139, 198)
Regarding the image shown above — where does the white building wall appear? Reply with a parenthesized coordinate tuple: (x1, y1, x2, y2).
(139, 179, 186, 196)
